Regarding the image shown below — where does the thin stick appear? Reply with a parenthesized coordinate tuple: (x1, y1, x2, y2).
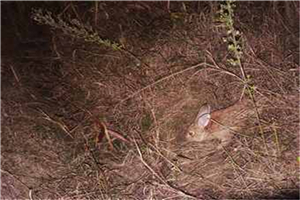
(94, 1, 98, 26)
(115, 62, 207, 109)
(1, 169, 30, 190)
(36, 108, 74, 139)
(271, 122, 281, 156)
(133, 139, 197, 199)
(9, 65, 20, 84)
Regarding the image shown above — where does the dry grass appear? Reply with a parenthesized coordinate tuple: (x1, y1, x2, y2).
(1, 1, 299, 199)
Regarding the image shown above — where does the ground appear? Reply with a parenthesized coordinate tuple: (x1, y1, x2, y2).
(1, 1, 299, 199)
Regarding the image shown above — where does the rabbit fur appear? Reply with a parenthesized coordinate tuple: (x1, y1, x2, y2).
(186, 97, 263, 149)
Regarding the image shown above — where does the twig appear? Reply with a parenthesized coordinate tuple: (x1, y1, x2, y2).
(271, 122, 281, 156)
(1, 169, 31, 190)
(223, 148, 250, 193)
(114, 62, 208, 110)
(9, 65, 20, 85)
(29, 189, 33, 200)
(144, 100, 160, 147)
(133, 139, 197, 199)
(108, 129, 130, 143)
(35, 108, 74, 139)
(94, 1, 98, 26)
(134, 129, 184, 173)
(206, 51, 245, 82)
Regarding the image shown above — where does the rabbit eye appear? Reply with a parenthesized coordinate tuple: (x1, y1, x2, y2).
(188, 131, 195, 136)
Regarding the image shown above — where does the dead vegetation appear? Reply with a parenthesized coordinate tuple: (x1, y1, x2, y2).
(1, 1, 299, 199)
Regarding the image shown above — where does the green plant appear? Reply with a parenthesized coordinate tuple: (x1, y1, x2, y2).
(215, 1, 266, 148)
(215, 1, 255, 97)
(216, 0, 243, 67)
(31, 9, 123, 50)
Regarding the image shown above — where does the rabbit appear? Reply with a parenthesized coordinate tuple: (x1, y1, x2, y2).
(186, 97, 263, 149)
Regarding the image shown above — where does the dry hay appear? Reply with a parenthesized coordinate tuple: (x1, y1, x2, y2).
(1, 1, 299, 199)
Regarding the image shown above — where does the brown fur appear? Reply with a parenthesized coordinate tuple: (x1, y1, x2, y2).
(186, 98, 262, 149)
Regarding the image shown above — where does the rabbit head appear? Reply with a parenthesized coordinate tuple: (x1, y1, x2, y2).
(186, 104, 213, 142)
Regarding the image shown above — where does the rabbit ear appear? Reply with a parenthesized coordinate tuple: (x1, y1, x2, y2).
(196, 104, 211, 127)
